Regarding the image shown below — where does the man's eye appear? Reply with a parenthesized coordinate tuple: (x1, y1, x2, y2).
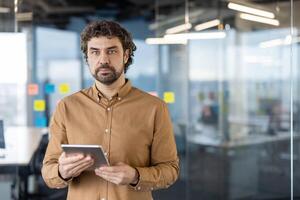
(91, 51, 99, 55)
(108, 50, 117, 54)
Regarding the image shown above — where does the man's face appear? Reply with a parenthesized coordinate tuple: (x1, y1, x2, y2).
(87, 36, 129, 85)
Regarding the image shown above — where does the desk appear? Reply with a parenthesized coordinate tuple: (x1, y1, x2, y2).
(187, 133, 300, 200)
(187, 132, 299, 148)
(0, 126, 47, 199)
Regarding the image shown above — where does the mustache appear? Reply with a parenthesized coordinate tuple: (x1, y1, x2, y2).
(95, 63, 115, 74)
(98, 63, 111, 69)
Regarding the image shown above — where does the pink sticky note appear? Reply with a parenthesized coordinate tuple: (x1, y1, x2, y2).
(28, 84, 39, 96)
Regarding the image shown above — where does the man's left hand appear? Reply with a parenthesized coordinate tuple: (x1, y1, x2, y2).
(95, 162, 139, 185)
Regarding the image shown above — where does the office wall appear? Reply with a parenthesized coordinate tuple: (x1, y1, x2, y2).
(0, 0, 299, 199)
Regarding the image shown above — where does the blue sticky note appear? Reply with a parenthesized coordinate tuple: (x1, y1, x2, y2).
(35, 117, 47, 127)
(45, 84, 55, 94)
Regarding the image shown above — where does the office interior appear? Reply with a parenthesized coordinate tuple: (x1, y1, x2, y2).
(0, 0, 300, 199)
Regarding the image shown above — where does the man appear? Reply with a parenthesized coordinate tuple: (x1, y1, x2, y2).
(42, 20, 179, 200)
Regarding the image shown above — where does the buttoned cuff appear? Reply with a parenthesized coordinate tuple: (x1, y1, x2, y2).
(129, 167, 168, 192)
(129, 167, 140, 187)
(58, 167, 73, 182)
(43, 164, 71, 189)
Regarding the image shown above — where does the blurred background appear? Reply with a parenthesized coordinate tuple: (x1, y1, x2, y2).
(0, 0, 299, 199)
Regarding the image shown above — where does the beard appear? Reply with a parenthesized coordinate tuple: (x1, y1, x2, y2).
(92, 63, 123, 85)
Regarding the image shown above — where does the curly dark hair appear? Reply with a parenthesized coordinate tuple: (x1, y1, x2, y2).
(80, 20, 137, 73)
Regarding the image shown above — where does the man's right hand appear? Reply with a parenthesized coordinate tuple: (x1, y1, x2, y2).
(58, 152, 94, 180)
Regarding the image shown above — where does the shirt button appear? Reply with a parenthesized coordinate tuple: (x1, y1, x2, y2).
(104, 152, 109, 157)
(101, 198, 105, 200)
(107, 107, 111, 111)
(150, 187, 154, 190)
(105, 129, 109, 133)
(137, 186, 141, 190)
(117, 97, 122, 100)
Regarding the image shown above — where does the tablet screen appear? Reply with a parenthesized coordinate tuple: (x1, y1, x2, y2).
(61, 144, 109, 170)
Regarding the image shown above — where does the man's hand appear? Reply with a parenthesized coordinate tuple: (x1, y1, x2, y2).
(95, 162, 139, 185)
(58, 152, 94, 180)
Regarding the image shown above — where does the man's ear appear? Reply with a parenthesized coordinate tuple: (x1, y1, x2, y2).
(124, 49, 129, 64)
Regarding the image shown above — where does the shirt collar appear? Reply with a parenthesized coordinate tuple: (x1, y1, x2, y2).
(92, 79, 132, 101)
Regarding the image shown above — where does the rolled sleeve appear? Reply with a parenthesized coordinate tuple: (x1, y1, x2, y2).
(130, 102, 180, 192)
(42, 100, 69, 189)
(131, 160, 179, 191)
(42, 161, 70, 189)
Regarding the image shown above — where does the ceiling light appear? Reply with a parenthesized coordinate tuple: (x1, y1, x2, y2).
(259, 38, 284, 48)
(16, 12, 33, 21)
(145, 37, 187, 45)
(165, 23, 192, 34)
(164, 31, 226, 40)
(149, 9, 204, 30)
(194, 19, 221, 31)
(239, 13, 279, 26)
(0, 7, 10, 13)
(259, 35, 300, 48)
(228, 2, 275, 19)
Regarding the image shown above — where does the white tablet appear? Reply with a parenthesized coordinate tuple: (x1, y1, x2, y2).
(61, 144, 109, 170)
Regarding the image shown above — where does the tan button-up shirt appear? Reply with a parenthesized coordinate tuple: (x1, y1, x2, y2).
(42, 80, 179, 200)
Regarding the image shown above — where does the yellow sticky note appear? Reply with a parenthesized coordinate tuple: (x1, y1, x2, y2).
(34, 100, 46, 112)
(59, 83, 70, 94)
(164, 92, 175, 103)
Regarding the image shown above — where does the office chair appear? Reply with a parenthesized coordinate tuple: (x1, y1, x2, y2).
(28, 134, 67, 200)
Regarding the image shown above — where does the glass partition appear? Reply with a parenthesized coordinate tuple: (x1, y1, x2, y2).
(292, 0, 300, 197)
(153, 0, 296, 199)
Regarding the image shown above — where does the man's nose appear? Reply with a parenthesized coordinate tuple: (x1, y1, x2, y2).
(98, 52, 109, 64)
